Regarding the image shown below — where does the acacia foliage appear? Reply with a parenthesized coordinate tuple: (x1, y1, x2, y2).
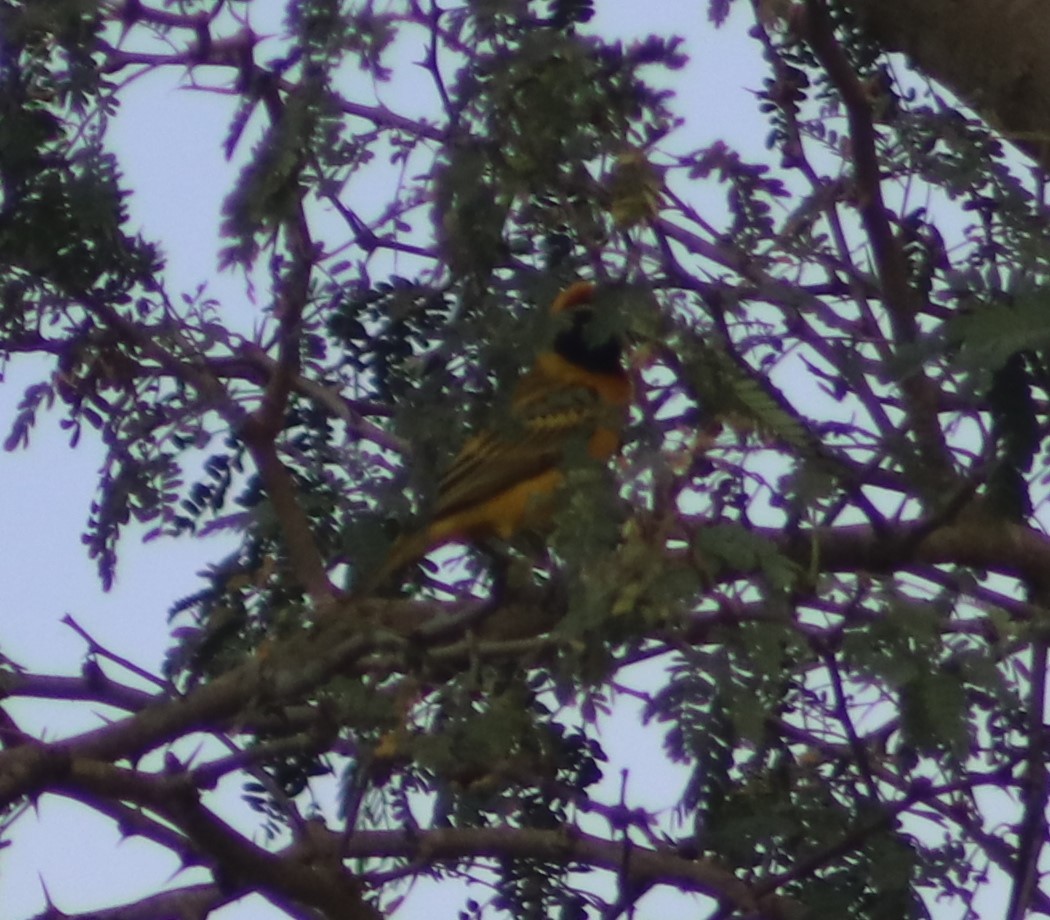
(2, 1, 1050, 918)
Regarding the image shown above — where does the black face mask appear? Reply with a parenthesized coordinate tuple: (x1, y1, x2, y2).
(553, 306, 623, 375)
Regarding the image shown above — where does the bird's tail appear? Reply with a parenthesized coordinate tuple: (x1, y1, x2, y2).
(357, 528, 432, 596)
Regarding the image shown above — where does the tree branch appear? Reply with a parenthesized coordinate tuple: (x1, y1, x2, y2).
(800, 0, 954, 481)
(60, 760, 380, 920)
(340, 826, 800, 918)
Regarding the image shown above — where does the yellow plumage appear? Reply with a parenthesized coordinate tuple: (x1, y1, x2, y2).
(368, 280, 631, 590)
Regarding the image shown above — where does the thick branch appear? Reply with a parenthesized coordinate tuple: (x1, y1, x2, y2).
(0, 671, 153, 713)
(40, 883, 237, 920)
(845, 0, 1050, 170)
(769, 516, 1050, 586)
(0, 604, 390, 805)
(61, 761, 380, 920)
(339, 826, 799, 918)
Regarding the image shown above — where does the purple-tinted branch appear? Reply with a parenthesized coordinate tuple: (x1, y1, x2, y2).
(61, 613, 168, 690)
(113, 0, 219, 31)
(189, 729, 333, 790)
(0, 671, 154, 713)
(60, 760, 379, 920)
(36, 882, 237, 920)
(339, 825, 796, 917)
(801, 0, 953, 478)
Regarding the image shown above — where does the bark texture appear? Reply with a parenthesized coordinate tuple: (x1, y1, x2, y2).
(848, 0, 1050, 166)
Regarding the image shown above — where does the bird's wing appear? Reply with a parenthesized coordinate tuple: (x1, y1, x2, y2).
(430, 374, 605, 521)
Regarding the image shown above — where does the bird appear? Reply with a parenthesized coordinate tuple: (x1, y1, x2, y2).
(366, 279, 632, 592)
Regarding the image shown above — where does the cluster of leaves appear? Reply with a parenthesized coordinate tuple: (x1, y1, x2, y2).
(0, 2, 157, 296)
(436, 23, 683, 275)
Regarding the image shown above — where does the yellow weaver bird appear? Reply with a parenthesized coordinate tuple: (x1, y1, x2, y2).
(369, 280, 632, 590)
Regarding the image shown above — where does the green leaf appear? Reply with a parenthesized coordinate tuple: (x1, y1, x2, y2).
(947, 290, 1050, 372)
(693, 522, 801, 591)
